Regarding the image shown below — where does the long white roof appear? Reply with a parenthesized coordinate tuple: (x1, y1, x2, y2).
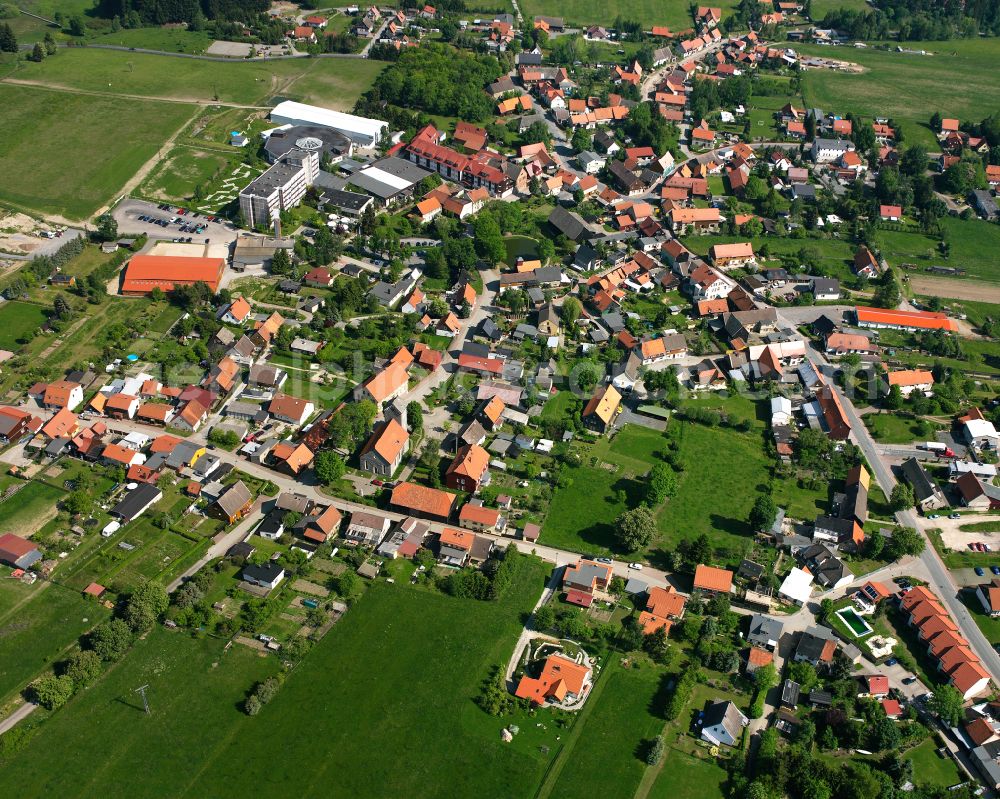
(270, 100, 387, 140)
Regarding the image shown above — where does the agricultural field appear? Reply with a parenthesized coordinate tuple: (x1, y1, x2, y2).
(797, 39, 1000, 149)
(2, 558, 553, 797)
(1, 626, 280, 794)
(3, 47, 386, 108)
(878, 216, 1000, 285)
(546, 664, 666, 799)
(0, 84, 194, 219)
(0, 580, 111, 703)
(0, 301, 48, 349)
(0, 481, 65, 538)
(517, 0, 735, 29)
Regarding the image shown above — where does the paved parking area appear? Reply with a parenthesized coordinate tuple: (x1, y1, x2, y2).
(113, 198, 239, 248)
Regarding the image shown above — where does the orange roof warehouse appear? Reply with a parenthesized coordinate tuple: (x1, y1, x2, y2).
(854, 306, 958, 333)
(121, 255, 227, 295)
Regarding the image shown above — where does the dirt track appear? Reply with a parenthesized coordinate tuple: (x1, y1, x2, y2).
(910, 275, 1000, 303)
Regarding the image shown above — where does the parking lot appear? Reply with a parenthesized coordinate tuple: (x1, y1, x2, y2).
(113, 198, 240, 248)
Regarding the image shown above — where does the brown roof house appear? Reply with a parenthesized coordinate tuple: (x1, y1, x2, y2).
(445, 444, 490, 493)
(390, 481, 458, 522)
(581, 384, 621, 434)
(209, 480, 253, 524)
(344, 510, 392, 547)
(359, 419, 409, 476)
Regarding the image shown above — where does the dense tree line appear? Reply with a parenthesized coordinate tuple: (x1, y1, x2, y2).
(96, 0, 268, 25)
(363, 43, 503, 122)
(821, 0, 1000, 41)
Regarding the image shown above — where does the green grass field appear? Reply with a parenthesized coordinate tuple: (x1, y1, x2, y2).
(137, 144, 241, 204)
(0, 581, 111, 703)
(0, 301, 48, 349)
(542, 411, 817, 564)
(798, 39, 1000, 149)
(0, 480, 65, 537)
(90, 27, 215, 54)
(548, 664, 665, 799)
(0, 625, 279, 791)
(654, 419, 768, 559)
(278, 58, 389, 112)
(0, 84, 193, 219)
(648, 751, 729, 799)
(903, 737, 963, 787)
(878, 216, 1000, 284)
(2, 557, 553, 796)
(959, 591, 1000, 645)
(683, 233, 857, 283)
(863, 413, 937, 444)
(808, 0, 871, 16)
(518, 0, 734, 28)
(4, 0, 94, 44)
(4, 47, 386, 109)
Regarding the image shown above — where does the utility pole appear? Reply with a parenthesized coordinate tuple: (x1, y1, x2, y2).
(134, 684, 150, 715)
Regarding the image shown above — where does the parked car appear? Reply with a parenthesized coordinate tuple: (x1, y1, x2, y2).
(371, 478, 384, 486)
(594, 557, 613, 565)
(991, 566, 1000, 576)
(628, 563, 643, 570)
(975, 567, 986, 577)
(902, 676, 917, 685)
(927, 514, 940, 519)
(886, 657, 898, 666)
(949, 513, 961, 519)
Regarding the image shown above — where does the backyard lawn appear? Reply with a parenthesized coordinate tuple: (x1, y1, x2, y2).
(2, 556, 555, 796)
(647, 750, 729, 799)
(0, 301, 48, 350)
(903, 737, 963, 788)
(0, 83, 194, 219)
(863, 413, 937, 445)
(959, 591, 1000, 644)
(0, 581, 111, 703)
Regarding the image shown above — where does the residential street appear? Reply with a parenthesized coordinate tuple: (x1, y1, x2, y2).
(778, 311, 1000, 682)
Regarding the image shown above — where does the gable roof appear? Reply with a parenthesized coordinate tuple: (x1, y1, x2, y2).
(360, 418, 409, 465)
(694, 564, 733, 593)
(447, 444, 490, 481)
(390, 481, 458, 518)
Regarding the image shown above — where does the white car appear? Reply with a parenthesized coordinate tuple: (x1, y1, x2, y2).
(628, 562, 643, 570)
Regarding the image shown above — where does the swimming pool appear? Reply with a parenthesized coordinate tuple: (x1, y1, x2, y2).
(836, 607, 873, 638)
